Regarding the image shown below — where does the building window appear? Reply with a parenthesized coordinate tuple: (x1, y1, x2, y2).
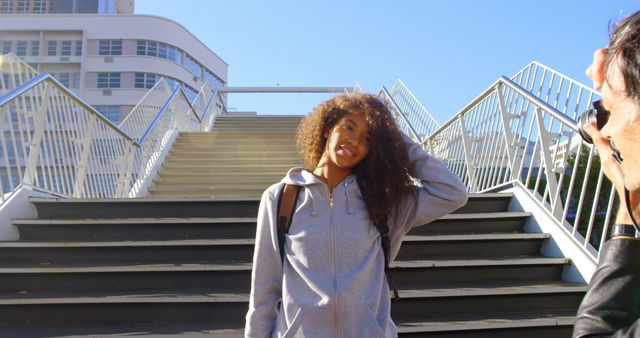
(184, 55, 202, 78)
(33, 0, 47, 13)
(16, 41, 27, 56)
(0, 0, 11, 14)
(17, 0, 29, 13)
(75, 40, 82, 56)
(75, 0, 97, 13)
(157, 43, 168, 59)
(51, 0, 72, 13)
(47, 40, 57, 56)
(136, 40, 184, 65)
(94, 105, 120, 123)
(30, 40, 39, 56)
(183, 86, 198, 102)
(60, 40, 71, 56)
(98, 40, 122, 56)
(136, 40, 145, 55)
(71, 72, 80, 89)
(2, 40, 12, 54)
(57, 73, 70, 88)
(147, 41, 157, 57)
(168, 46, 181, 63)
(97, 72, 120, 88)
(205, 69, 223, 89)
(134, 73, 159, 89)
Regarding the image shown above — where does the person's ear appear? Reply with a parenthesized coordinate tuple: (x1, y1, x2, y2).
(586, 48, 607, 90)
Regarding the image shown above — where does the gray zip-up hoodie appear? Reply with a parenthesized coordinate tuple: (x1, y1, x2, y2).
(245, 136, 468, 338)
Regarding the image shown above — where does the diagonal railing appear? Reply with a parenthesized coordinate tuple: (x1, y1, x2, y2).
(389, 79, 440, 140)
(0, 53, 222, 203)
(423, 62, 611, 262)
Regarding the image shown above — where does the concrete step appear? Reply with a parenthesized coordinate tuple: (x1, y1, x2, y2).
(391, 283, 585, 322)
(0, 316, 575, 338)
(0, 239, 256, 266)
(0, 263, 253, 294)
(163, 157, 300, 165)
(153, 176, 281, 187)
(148, 186, 267, 198)
(211, 125, 298, 131)
(28, 196, 511, 220)
(0, 233, 551, 266)
(157, 169, 288, 178)
(161, 163, 292, 171)
(0, 283, 583, 334)
(410, 212, 531, 235)
(0, 324, 245, 338)
(153, 179, 277, 189)
(397, 233, 549, 260)
(29, 198, 261, 219)
(167, 149, 298, 158)
(0, 258, 570, 295)
(457, 193, 512, 213)
(0, 315, 574, 338)
(171, 143, 297, 151)
(0, 294, 248, 330)
(395, 315, 575, 338)
(13, 217, 257, 241)
(390, 257, 571, 289)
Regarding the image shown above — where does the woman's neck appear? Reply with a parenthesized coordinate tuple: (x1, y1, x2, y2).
(313, 157, 350, 193)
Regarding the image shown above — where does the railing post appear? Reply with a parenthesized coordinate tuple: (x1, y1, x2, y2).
(534, 108, 564, 218)
(72, 114, 96, 197)
(22, 82, 51, 186)
(459, 115, 479, 192)
(115, 142, 136, 197)
(496, 85, 523, 181)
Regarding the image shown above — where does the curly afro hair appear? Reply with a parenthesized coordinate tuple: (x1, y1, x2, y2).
(296, 92, 414, 225)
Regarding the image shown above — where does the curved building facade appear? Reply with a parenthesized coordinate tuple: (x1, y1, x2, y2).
(0, 6, 228, 123)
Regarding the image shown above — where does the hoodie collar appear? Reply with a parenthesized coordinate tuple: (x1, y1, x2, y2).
(282, 167, 357, 215)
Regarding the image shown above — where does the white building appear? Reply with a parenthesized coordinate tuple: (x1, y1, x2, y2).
(0, 0, 228, 123)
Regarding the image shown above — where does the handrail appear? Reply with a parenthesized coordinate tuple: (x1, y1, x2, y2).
(390, 80, 440, 136)
(200, 86, 220, 121)
(0, 72, 137, 144)
(138, 85, 201, 145)
(526, 61, 595, 94)
(424, 63, 609, 264)
(378, 86, 421, 142)
(138, 85, 184, 144)
(499, 76, 579, 131)
(0, 53, 217, 203)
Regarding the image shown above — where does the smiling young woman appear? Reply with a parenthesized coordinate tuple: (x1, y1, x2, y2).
(245, 93, 468, 338)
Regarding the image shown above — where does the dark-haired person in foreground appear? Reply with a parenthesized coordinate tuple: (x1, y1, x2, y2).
(573, 10, 640, 338)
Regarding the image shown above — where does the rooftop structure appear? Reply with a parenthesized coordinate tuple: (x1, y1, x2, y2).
(0, 0, 134, 15)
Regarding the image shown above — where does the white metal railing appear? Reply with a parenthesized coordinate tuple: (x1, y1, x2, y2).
(378, 86, 421, 143)
(0, 53, 220, 203)
(389, 80, 440, 140)
(424, 62, 611, 261)
(0, 54, 39, 95)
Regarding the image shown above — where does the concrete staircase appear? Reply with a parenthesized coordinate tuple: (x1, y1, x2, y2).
(0, 115, 586, 337)
(149, 115, 302, 198)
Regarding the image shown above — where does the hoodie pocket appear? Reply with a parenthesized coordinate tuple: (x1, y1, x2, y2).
(280, 307, 303, 338)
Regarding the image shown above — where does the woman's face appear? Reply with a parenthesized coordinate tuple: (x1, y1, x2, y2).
(323, 112, 371, 171)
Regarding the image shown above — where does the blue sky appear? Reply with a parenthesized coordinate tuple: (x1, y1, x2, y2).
(136, 0, 638, 123)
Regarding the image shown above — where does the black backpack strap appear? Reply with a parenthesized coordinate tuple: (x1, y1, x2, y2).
(276, 184, 301, 264)
(376, 219, 400, 301)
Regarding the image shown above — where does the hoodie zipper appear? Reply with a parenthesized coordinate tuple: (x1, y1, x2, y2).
(328, 192, 339, 338)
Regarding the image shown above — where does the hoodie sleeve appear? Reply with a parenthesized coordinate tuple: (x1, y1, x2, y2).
(245, 185, 283, 338)
(389, 134, 468, 260)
